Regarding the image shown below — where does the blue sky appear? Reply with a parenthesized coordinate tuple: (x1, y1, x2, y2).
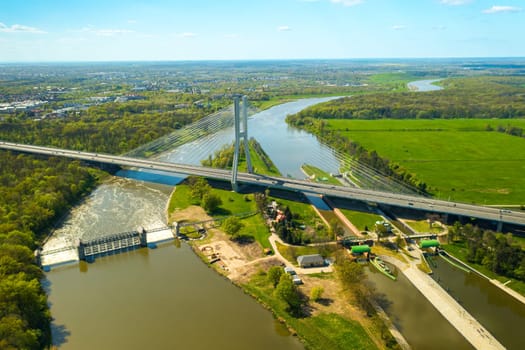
(0, 0, 523, 61)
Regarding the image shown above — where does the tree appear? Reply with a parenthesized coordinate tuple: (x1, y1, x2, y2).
(375, 222, 389, 240)
(310, 286, 324, 302)
(222, 216, 244, 238)
(329, 219, 344, 240)
(187, 176, 210, 201)
(267, 266, 283, 288)
(274, 274, 302, 314)
(201, 193, 222, 213)
(335, 252, 365, 287)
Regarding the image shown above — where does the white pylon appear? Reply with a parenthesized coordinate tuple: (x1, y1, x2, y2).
(231, 95, 252, 191)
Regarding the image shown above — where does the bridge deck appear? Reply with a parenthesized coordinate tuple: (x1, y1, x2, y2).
(2, 141, 525, 227)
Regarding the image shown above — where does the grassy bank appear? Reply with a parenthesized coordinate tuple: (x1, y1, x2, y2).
(168, 181, 271, 249)
(242, 272, 380, 350)
(301, 164, 342, 185)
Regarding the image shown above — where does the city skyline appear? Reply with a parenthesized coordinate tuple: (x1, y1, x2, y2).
(1, 0, 524, 62)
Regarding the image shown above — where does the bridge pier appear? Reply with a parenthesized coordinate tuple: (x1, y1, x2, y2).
(231, 95, 252, 192)
(138, 226, 147, 247)
(78, 241, 86, 261)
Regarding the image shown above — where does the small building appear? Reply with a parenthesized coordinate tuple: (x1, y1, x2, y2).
(350, 245, 371, 255)
(297, 254, 324, 268)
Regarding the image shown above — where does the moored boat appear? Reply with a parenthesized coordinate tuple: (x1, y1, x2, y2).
(370, 257, 396, 280)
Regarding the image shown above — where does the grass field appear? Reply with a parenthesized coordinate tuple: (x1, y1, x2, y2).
(325, 118, 525, 204)
(339, 209, 383, 232)
(405, 220, 445, 234)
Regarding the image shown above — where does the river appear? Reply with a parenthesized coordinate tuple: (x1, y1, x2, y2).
(44, 178, 304, 349)
(160, 97, 341, 178)
(407, 79, 443, 92)
(44, 95, 522, 349)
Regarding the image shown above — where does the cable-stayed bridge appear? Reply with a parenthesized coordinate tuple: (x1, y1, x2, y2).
(124, 97, 427, 196)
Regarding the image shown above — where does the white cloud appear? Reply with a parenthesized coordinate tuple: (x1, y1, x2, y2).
(483, 5, 522, 14)
(432, 25, 447, 30)
(127, 20, 137, 24)
(330, 0, 363, 7)
(80, 26, 134, 36)
(0, 22, 46, 34)
(277, 25, 292, 31)
(177, 32, 198, 38)
(440, 0, 472, 5)
(224, 33, 240, 38)
(392, 25, 407, 30)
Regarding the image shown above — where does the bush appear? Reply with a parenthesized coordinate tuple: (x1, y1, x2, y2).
(310, 286, 324, 302)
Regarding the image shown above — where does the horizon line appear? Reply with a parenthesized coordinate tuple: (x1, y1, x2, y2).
(1, 56, 525, 65)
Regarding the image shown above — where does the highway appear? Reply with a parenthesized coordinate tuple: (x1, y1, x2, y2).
(2, 141, 525, 227)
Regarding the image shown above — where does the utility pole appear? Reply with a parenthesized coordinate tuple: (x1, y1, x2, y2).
(231, 95, 252, 191)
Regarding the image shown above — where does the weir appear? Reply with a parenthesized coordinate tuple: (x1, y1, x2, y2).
(78, 229, 147, 262)
(39, 226, 176, 270)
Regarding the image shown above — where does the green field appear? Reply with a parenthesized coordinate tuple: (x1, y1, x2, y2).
(326, 118, 525, 204)
(405, 220, 445, 234)
(339, 209, 383, 232)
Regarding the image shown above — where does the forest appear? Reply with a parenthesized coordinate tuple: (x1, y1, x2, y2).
(0, 100, 215, 154)
(289, 76, 525, 120)
(0, 152, 104, 349)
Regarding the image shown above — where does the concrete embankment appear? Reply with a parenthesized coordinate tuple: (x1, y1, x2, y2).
(382, 255, 505, 350)
(322, 196, 363, 237)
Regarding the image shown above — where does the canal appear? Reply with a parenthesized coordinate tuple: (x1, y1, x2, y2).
(366, 265, 474, 350)
(430, 255, 525, 349)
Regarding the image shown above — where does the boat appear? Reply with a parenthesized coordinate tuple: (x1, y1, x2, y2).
(370, 257, 396, 280)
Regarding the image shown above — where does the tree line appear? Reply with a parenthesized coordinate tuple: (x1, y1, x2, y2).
(449, 223, 525, 281)
(285, 116, 428, 193)
(289, 76, 525, 120)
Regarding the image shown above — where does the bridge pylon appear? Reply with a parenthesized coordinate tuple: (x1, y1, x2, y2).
(231, 95, 252, 191)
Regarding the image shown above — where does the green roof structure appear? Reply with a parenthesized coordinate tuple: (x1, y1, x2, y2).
(351, 245, 371, 254)
(420, 239, 440, 249)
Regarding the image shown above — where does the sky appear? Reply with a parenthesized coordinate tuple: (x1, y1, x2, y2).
(0, 0, 524, 62)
